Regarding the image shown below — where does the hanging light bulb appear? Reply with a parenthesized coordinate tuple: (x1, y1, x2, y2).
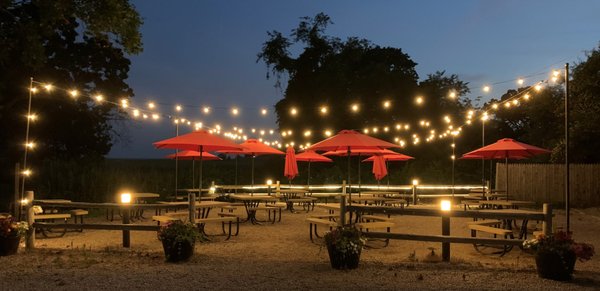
(94, 95, 104, 102)
(148, 102, 155, 109)
(290, 107, 298, 116)
(203, 107, 210, 114)
(69, 90, 79, 98)
(415, 96, 424, 105)
(483, 85, 491, 93)
(517, 79, 524, 86)
(175, 105, 182, 112)
(43, 84, 53, 91)
(351, 103, 359, 112)
(261, 108, 267, 115)
(231, 107, 239, 116)
(320, 106, 328, 115)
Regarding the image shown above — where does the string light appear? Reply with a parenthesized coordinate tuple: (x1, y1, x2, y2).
(120, 99, 129, 109)
(320, 106, 328, 115)
(22, 169, 31, 176)
(25, 142, 35, 149)
(27, 114, 37, 121)
(351, 103, 359, 112)
(43, 84, 53, 91)
(415, 96, 424, 105)
(517, 79, 524, 86)
(261, 108, 267, 115)
(290, 107, 298, 116)
(203, 107, 211, 114)
(30, 87, 38, 93)
(69, 90, 79, 98)
(231, 107, 239, 116)
(383, 100, 391, 109)
(175, 105, 182, 112)
(483, 85, 490, 93)
(324, 130, 332, 137)
(94, 94, 103, 102)
(148, 102, 156, 109)
(448, 91, 457, 99)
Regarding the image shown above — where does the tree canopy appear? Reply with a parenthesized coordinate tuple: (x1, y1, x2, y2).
(0, 0, 143, 196)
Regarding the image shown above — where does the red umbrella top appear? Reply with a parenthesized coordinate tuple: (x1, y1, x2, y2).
(323, 148, 400, 156)
(154, 130, 242, 152)
(459, 153, 527, 160)
(371, 155, 388, 181)
(307, 130, 400, 152)
(219, 139, 284, 156)
(362, 152, 414, 162)
(295, 150, 333, 163)
(165, 150, 221, 161)
(462, 138, 551, 159)
(284, 146, 299, 180)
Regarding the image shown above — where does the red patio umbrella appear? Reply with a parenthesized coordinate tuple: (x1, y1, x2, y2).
(154, 130, 242, 196)
(284, 146, 299, 182)
(296, 150, 332, 188)
(307, 130, 400, 201)
(166, 151, 221, 189)
(461, 138, 551, 199)
(371, 155, 388, 181)
(220, 139, 284, 191)
(363, 151, 414, 186)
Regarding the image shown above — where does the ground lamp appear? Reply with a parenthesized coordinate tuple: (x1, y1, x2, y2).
(412, 179, 419, 205)
(120, 192, 132, 248)
(440, 199, 451, 262)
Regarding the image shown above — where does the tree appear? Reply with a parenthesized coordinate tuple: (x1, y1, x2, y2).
(258, 13, 472, 183)
(0, 0, 143, 202)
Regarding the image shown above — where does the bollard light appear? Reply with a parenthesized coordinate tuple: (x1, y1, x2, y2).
(412, 179, 419, 186)
(440, 200, 452, 211)
(209, 187, 216, 194)
(266, 179, 273, 186)
(20, 199, 29, 205)
(120, 193, 132, 204)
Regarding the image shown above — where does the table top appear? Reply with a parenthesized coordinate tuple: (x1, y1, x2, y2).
(230, 194, 280, 201)
(276, 189, 308, 194)
(36, 199, 72, 203)
(359, 191, 397, 196)
(132, 193, 161, 199)
(479, 200, 536, 206)
(157, 201, 230, 208)
(477, 208, 544, 215)
(316, 204, 341, 211)
(350, 197, 390, 202)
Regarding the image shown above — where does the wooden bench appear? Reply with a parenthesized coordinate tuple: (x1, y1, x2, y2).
(467, 224, 515, 256)
(305, 218, 338, 242)
(69, 209, 89, 232)
(355, 221, 395, 248)
(287, 197, 317, 212)
(310, 214, 338, 221)
(360, 215, 392, 222)
(196, 216, 240, 240)
(467, 220, 502, 227)
(152, 215, 181, 225)
(34, 213, 71, 238)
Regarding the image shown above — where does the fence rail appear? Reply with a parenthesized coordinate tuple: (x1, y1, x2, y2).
(495, 163, 600, 207)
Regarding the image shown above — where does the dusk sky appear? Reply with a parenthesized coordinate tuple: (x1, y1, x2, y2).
(109, 0, 600, 159)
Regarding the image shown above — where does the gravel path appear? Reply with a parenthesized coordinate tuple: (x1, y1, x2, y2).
(1, 206, 599, 290)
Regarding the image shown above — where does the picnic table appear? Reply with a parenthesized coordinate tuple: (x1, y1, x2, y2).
(478, 200, 536, 209)
(230, 194, 281, 224)
(276, 189, 316, 213)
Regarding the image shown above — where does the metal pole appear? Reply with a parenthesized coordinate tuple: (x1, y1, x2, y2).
(565, 63, 570, 232)
(174, 123, 179, 201)
(481, 119, 485, 192)
(251, 154, 255, 195)
(20, 78, 34, 211)
(347, 148, 352, 205)
(451, 138, 455, 197)
(198, 146, 203, 198)
(340, 180, 347, 226)
(25, 191, 35, 250)
(14, 163, 20, 217)
(122, 206, 130, 248)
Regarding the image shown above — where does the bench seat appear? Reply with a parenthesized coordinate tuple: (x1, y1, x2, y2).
(467, 224, 513, 236)
(305, 218, 338, 242)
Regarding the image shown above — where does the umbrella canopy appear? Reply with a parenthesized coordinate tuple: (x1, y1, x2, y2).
(322, 148, 395, 156)
(220, 139, 284, 191)
(296, 150, 333, 163)
(284, 146, 299, 181)
(165, 150, 221, 160)
(372, 155, 388, 181)
(154, 130, 243, 197)
(462, 138, 551, 199)
(362, 152, 415, 162)
(296, 150, 332, 188)
(307, 130, 399, 205)
(462, 138, 551, 159)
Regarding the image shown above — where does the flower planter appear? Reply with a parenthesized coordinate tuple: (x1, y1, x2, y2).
(535, 250, 576, 281)
(327, 243, 361, 270)
(161, 239, 194, 262)
(0, 235, 21, 256)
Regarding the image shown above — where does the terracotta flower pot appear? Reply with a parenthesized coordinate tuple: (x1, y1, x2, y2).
(535, 250, 576, 281)
(0, 235, 21, 256)
(161, 239, 195, 262)
(327, 243, 361, 270)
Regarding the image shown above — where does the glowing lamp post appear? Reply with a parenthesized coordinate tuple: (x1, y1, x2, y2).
(440, 199, 451, 262)
(266, 179, 273, 195)
(120, 192, 131, 248)
(412, 179, 419, 205)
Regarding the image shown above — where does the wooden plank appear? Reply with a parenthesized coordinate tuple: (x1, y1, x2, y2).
(33, 222, 160, 231)
(348, 205, 546, 220)
(363, 232, 524, 246)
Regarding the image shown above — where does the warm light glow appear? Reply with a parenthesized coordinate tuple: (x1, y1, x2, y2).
(492, 103, 499, 110)
(120, 193, 132, 204)
(363, 128, 369, 134)
(404, 124, 410, 130)
(351, 103, 359, 112)
(25, 142, 35, 149)
(120, 99, 129, 109)
(261, 108, 267, 115)
(324, 130, 332, 137)
(451, 155, 455, 160)
(415, 96, 424, 105)
(444, 115, 451, 123)
(517, 79, 524, 86)
(481, 113, 489, 121)
(451, 143, 455, 148)
(534, 84, 542, 91)
(260, 130, 265, 136)
(287, 130, 292, 135)
(22, 169, 31, 176)
(383, 126, 389, 132)
(69, 90, 79, 97)
(290, 107, 298, 116)
(142, 114, 148, 119)
(44, 84, 53, 91)
(94, 95, 103, 102)
(552, 70, 560, 77)
(372, 127, 378, 133)
(152, 114, 160, 120)
(175, 105, 182, 112)
(523, 94, 530, 100)
(483, 85, 490, 93)
(148, 102, 155, 109)
(440, 200, 452, 211)
(231, 107, 239, 115)
(383, 100, 391, 109)
(304, 130, 311, 137)
(448, 91, 457, 99)
(504, 102, 511, 108)
(30, 87, 38, 93)
(320, 106, 328, 114)
(266, 179, 273, 186)
(20, 199, 29, 205)
(27, 114, 38, 121)
(412, 179, 419, 186)
(132, 109, 140, 117)
(512, 99, 519, 105)
(269, 129, 274, 135)
(399, 140, 406, 147)
(281, 132, 287, 137)
(203, 107, 211, 114)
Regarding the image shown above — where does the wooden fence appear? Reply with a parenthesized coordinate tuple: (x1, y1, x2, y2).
(495, 163, 600, 207)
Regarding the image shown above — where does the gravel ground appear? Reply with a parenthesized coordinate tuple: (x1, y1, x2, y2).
(1, 206, 599, 290)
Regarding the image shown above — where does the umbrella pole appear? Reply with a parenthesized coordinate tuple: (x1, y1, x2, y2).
(175, 154, 179, 201)
(386, 160, 390, 188)
(234, 156, 238, 194)
(199, 146, 203, 200)
(192, 159, 195, 189)
(505, 157, 508, 201)
(358, 154, 362, 196)
(307, 161, 311, 191)
(251, 154, 255, 195)
(347, 149, 352, 206)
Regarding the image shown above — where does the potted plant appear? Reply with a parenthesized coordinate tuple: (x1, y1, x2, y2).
(157, 221, 200, 262)
(0, 214, 29, 256)
(523, 230, 595, 281)
(324, 225, 366, 270)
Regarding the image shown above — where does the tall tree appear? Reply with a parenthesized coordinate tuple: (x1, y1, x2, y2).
(0, 0, 143, 200)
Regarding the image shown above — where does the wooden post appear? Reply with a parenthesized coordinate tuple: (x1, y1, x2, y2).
(188, 192, 196, 224)
(412, 184, 417, 205)
(340, 180, 346, 226)
(543, 203, 552, 236)
(25, 191, 35, 250)
(276, 180, 281, 192)
(122, 206, 130, 248)
(14, 163, 20, 217)
(441, 215, 450, 262)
